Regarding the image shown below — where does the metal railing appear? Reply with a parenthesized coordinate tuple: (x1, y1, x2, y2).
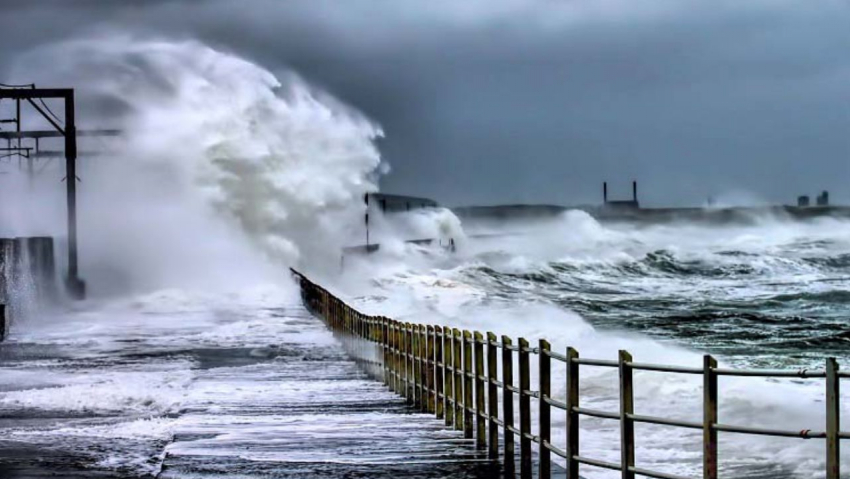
(292, 269, 847, 479)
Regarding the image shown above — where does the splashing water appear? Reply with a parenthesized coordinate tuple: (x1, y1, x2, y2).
(5, 34, 384, 293)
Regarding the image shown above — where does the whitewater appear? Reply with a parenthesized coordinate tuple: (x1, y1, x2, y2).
(0, 37, 848, 478)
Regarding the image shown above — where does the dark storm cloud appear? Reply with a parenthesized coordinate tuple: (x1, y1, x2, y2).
(2, 1, 850, 207)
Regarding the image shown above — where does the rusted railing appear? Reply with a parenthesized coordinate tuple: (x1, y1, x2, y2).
(292, 269, 847, 479)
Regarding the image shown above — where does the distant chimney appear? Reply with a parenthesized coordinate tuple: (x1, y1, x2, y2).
(603, 182, 608, 203)
(817, 190, 829, 207)
(632, 181, 638, 203)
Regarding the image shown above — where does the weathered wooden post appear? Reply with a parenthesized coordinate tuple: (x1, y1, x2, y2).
(619, 350, 635, 479)
(463, 330, 474, 439)
(539, 339, 552, 479)
(502, 335, 516, 476)
(474, 331, 486, 449)
(826, 357, 840, 479)
(435, 326, 445, 419)
(704, 355, 718, 479)
(566, 347, 580, 478)
(519, 338, 532, 479)
(487, 332, 499, 459)
(427, 325, 435, 413)
(454, 328, 463, 431)
(445, 327, 454, 427)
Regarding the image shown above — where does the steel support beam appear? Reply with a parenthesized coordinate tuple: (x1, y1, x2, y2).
(0, 88, 85, 298)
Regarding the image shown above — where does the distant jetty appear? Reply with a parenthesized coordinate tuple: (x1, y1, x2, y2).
(454, 181, 850, 224)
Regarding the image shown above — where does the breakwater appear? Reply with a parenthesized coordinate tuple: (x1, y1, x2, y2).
(0, 236, 57, 340)
(291, 269, 847, 479)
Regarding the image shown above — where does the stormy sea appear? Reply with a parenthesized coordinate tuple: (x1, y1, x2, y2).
(0, 38, 848, 479)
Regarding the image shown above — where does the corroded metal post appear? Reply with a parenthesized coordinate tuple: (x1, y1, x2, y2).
(704, 355, 718, 479)
(413, 324, 421, 408)
(463, 330, 474, 439)
(566, 347, 580, 479)
(444, 327, 454, 427)
(454, 328, 463, 431)
(427, 325, 435, 413)
(420, 324, 428, 412)
(487, 332, 499, 459)
(826, 357, 840, 479)
(405, 323, 413, 403)
(474, 331, 486, 449)
(539, 339, 551, 479)
(435, 326, 445, 419)
(619, 350, 635, 479)
(502, 335, 516, 476)
(519, 338, 532, 479)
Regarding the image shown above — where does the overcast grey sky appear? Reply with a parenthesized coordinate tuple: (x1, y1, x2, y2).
(2, 0, 850, 207)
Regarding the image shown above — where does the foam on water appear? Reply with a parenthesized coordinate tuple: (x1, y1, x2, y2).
(339, 210, 850, 478)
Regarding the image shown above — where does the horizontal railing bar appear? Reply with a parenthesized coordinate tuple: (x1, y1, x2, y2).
(574, 406, 620, 420)
(489, 340, 502, 348)
(523, 432, 539, 443)
(489, 378, 504, 388)
(503, 344, 520, 352)
(545, 349, 568, 362)
(714, 368, 826, 378)
(629, 362, 703, 375)
(714, 423, 826, 439)
(506, 424, 521, 436)
(521, 346, 540, 354)
(573, 358, 618, 367)
(574, 455, 622, 471)
(543, 395, 568, 411)
(492, 417, 505, 427)
(523, 389, 540, 398)
(544, 440, 568, 459)
(628, 413, 702, 430)
(505, 384, 520, 394)
(630, 465, 694, 479)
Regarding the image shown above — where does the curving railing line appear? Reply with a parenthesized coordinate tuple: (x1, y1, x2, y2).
(291, 268, 846, 479)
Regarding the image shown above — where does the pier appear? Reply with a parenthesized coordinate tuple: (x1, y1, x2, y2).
(292, 269, 848, 479)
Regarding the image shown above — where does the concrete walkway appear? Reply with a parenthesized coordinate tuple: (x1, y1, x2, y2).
(158, 305, 501, 479)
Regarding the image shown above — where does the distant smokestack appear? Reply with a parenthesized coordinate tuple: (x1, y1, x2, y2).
(633, 181, 638, 202)
(603, 182, 608, 203)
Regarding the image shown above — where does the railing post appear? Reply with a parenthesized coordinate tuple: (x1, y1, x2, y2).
(703, 355, 718, 479)
(420, 324, 428, 412)
(619, 350, 635, 479)
(405, 323, 413, 403)
(502, 335, 516, 476)
(519, 338, 532, 479)
(826, 357, 840, 479)
(474, 331, 486, 448)
(435, 326, 445, 419)
(427, 325, 435, 413)
(394, 321, 402, 394)
(445, 326, 454, 427)
(566, 347, 579, 479)
(383, 318, 390, 386)
(463, 330, 474, 439)
(454, 328, 463, 431)
(487, 331, 499, 459)
(413, 324, 421, 408)
(539, 339, 552, 479)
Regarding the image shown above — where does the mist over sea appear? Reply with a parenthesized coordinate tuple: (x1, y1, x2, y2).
(1, 37, 848, 478)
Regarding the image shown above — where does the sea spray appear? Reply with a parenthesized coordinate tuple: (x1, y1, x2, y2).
(6, 34, 384, 293)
